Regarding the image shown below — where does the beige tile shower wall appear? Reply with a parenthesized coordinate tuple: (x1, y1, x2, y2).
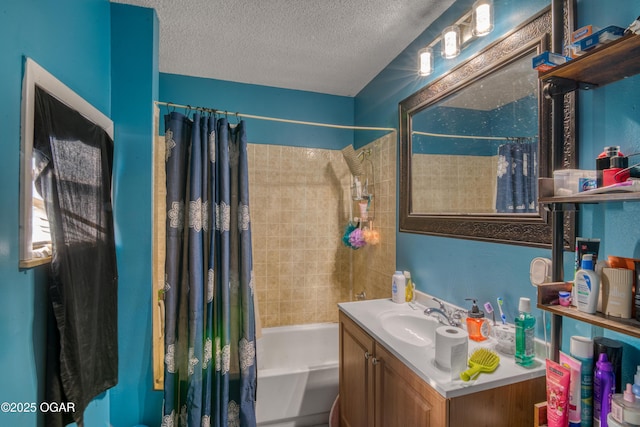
(248, 134, 397, 327)
(351, 132, 397, 302)
(248, 144, 353, 327)
(412, 154, 497, 213)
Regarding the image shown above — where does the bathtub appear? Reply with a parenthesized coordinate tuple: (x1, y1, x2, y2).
(256, 322, 339, 427)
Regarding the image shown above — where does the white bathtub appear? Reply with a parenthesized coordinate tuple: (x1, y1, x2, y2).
(256, 322, 339, 427)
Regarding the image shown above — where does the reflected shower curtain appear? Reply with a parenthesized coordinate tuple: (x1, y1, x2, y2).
(495, 141, 537, 213)
(162, 111, 257, 427)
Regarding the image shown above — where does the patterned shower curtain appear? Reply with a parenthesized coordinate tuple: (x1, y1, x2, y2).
(162, 111, 257, 427)
(495, 140, 538, 213)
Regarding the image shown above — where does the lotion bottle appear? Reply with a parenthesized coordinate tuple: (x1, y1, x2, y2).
(576, 254, 600, 314)
(515, 297, 535, 366)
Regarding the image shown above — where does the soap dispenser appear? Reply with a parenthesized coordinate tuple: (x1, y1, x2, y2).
(466, 298, 489, 341)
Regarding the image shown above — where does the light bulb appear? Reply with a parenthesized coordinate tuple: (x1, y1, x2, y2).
(473, 0, 494, 36)
(442, 26, 460, 59)
(418, 47, 433, 76)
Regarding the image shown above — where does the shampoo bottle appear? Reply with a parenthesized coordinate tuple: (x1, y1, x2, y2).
(594, 353, 616, 427)
(391, 271, 406, 304)
(515, 297, 535, 366)
(576, 254, 600, 314)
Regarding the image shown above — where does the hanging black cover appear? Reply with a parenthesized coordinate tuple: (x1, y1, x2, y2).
(34, 87, 118, 427)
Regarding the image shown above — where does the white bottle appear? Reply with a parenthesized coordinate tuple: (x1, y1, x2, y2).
(391, 271, 406, 304)
(575, 254, 600, 314)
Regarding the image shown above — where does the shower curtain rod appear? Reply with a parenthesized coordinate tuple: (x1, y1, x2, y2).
(412, 130, 535, 141)
(155, 101, 396, 132)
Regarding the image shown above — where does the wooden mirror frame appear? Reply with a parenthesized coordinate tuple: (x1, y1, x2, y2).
(399, 6, 576, 248)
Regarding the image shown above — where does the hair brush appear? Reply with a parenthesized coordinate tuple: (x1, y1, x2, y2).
(460, 348, 500, 381)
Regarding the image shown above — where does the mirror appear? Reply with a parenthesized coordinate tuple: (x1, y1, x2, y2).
(399, 8, 575, 247)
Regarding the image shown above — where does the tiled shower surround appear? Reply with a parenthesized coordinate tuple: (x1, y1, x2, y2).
(411, 154, 497, 213)
(248, 132, 396, 327)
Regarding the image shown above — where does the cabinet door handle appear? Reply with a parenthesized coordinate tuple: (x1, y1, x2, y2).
(371, 357, 380, 365)
(364, 351, 371, 360)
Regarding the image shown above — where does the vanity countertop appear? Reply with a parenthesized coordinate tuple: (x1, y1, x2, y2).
(339, 298, 546, 399)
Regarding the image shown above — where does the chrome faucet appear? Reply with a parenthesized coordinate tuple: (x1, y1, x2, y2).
(424, 298, 461, 327)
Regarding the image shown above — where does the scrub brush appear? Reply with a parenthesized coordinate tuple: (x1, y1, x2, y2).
(460, 348, 500, 381)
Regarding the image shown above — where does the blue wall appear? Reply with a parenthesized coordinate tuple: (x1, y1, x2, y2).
(160, 74, 355, 150)
(2, 1, 640, 425)
(0, 0, 112, 426)
(110, 4, 163, 426)
(355, 0, 640, 385)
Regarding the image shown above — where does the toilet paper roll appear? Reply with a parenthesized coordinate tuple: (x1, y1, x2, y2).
(435, 326, 468, 374)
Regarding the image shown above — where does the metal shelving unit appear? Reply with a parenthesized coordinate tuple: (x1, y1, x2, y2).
(538, 31, 640, 360)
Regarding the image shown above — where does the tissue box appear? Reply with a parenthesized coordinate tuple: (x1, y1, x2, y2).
(571, 25, 599, 43)
(532, 51, 571, 72)
(553, 169, 597, 196)
(571, 25, 625, 56)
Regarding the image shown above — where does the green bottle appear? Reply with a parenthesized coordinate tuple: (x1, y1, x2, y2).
(515, 297, 535, 366)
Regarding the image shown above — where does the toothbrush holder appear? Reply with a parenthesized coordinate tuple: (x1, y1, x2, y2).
(492, 324, 516, 355)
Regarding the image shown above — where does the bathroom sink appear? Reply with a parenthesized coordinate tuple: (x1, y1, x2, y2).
(377, 311, 438, 347)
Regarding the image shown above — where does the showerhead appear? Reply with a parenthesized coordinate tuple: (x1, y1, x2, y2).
(341, 145, 364, 176)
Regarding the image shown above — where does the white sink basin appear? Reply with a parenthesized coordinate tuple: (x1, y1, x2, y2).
(378, 311, 439, 347)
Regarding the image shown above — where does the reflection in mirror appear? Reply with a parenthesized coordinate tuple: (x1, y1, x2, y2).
(399, 8, 576, 247)
(411, 51, 539, 215)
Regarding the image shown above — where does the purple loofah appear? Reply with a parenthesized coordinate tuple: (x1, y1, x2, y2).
(348, 228, 367, 249)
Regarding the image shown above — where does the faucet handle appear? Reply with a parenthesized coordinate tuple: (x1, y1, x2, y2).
(432, 297, 446, 310)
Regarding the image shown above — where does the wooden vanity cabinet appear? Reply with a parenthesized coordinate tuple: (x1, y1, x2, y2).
(339, 311, 445, 426)
(339, 311, 546, 427)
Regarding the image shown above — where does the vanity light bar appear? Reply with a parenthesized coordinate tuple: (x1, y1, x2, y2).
(417, 0, 494, 74)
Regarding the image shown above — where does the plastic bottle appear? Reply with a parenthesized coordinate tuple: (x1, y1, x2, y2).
(465, 298, 489, 342)
(633, 366, 640, 399)
(515, 297, 535, 366)
(596, 146, 623, 187)
(404, 271, 414, 303)
(571, 336, 594, 427)
(576, 254, 601, 314)
(391, 271, 406, 304)
(594, 353, 616, 427)
(610, 384, 640, 426)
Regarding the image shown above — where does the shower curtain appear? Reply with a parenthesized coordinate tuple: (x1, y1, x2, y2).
(495, 141, 537, 213)
(162, 111, 257, 427)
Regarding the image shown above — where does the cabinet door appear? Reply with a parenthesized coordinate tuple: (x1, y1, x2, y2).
(339, 312, 376, 427)
(374, 343, 447, 427)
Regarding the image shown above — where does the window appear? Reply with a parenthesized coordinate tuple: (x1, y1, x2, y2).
(19, 58, 113, 268)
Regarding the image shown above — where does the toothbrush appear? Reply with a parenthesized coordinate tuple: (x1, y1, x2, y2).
(497, 297, 506, 324)
(484, 302, 495, 326)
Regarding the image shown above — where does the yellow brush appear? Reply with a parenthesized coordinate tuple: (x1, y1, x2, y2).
(459, 348, 500, 381)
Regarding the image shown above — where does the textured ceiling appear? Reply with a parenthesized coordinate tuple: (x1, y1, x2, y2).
(110, 0, 455, 96)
